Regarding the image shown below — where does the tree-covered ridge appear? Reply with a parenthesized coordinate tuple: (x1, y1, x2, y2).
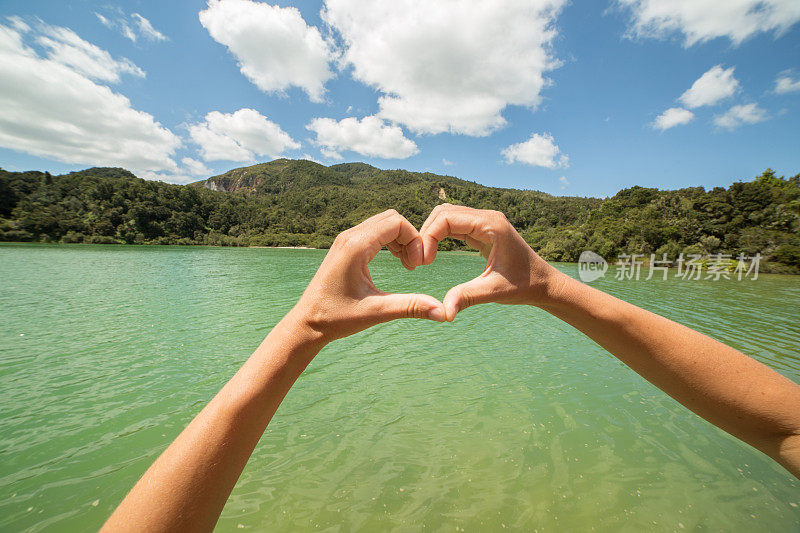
(1, 159, 798, 273)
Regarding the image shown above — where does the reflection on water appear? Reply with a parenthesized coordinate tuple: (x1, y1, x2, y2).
(1, 244, 799, 531)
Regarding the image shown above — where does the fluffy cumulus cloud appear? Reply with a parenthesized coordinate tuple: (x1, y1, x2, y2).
(713, 103, 769, 130)
(323, 0, 566, 136)
(189, 108, 300, 162)
(0, 21, 180, 175)
(307, 115, 419, 160)
(199, 0, 334, 102)
(651, 65, 738, 131)
(652, 107, 695, 130)
(618, 0, 800, 46)
(679, 65, 740, 108)
(96, 11, 167, 43)
(775, 71, 800, 94)
(502, 133, 568, 169)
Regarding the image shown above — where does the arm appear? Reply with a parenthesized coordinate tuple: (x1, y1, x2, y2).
(102, 210, 445, 532)
(419, 204, 800, 477)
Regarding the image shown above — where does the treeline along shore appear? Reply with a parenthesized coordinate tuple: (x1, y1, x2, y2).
(1, 159, 799, 273)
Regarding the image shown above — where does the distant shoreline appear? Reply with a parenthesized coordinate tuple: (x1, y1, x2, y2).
(249, 245, 313, 249)
(0, 241, 317, 250)
(1, 241, 796, 275)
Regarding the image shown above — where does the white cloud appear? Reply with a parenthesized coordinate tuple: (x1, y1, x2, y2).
(320, 147, 344, 160)
(442, 158, 453, 166)
(307, 116, 419, 160)
(0, 22, 180, 176)
(131, 14, 167, 42)
(652, 107, 694, 130)
(139, 171, 197, 185)
(559, 176, 569, 190)
(679, 65, 739, 109)
(189, 108, 300, 162)
(618, 0, 800, 46)
(199, 0, 334, 102)
(502, 133, 568, 169)
(35, 25, 144, 83)
(323, 0, 566, 136)
(143, 157, 213, 184)
(95, 10, 167, 43)
(300, 153, 324, 165)
(181, 157, 212, 176)
(713, 103, 769, 130)
(775, 72, 800, 94)
(7, 16, 30, 33)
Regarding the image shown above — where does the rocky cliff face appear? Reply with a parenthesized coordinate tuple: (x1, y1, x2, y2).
(203, 180, 225, 192)
(197, 164, 274, 194)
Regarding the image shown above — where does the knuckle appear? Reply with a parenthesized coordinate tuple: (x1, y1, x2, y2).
(346, 231, 364, 247)
(333, 230, 350, 246)
(458, 290, 474, 311)
(405, 297, 424, 319)
(491, 210, 508, 222)
(343, 231, 361, 247)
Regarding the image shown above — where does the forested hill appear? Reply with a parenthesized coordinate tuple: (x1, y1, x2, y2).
(1, 159, 799, 273)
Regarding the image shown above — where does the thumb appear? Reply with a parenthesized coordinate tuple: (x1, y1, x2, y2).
(363, 292, 447, 323)
(442, 275, 498, 321)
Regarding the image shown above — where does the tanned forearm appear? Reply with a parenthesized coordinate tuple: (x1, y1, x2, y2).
(101, 311, 325, 532)
(538, 272, 800, 477)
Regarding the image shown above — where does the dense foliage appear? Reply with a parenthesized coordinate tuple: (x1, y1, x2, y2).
(1, 159, 799, 272)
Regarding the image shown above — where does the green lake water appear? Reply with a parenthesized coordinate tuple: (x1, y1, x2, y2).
(1, 243, 799, 532)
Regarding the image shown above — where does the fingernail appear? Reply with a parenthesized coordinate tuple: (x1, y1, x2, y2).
(429, 307, 446, 322)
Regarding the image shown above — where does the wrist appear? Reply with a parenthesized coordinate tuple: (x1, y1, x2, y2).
(527, 260, 574, 308)
(274, 307, 330, 355)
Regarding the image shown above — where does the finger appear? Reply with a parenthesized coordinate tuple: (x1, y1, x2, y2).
(441, 274, 500, 322)
(362, 292, 446, 323)
(386, 240, 402, 255)
(386, 241, 415, 270)
(383, 221, 422, 270)
(401, 237, 423, 269)
(361, 210, 423, 268)
(418, 205, 447, 264)
(420, 205, 495, 265)
(419, 203, 447, 236)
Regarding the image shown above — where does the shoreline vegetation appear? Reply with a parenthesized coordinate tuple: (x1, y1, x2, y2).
(1, 158, 798, 274)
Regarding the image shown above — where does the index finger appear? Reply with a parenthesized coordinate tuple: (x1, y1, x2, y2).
(419, 205, 496, 265)
(351, 209, 423, 267)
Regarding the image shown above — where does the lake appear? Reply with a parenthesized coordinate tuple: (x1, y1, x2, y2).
(1, 243, 799, 531)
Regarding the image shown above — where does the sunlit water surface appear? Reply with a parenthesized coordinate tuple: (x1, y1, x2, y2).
(1, 244, 799, 532)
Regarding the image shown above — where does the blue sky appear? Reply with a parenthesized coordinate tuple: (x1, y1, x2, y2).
(0, 0, 798, 197)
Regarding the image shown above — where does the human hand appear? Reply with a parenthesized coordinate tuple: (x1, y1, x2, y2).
(290, 210, 447, 344)
(419, 204, 564, 320)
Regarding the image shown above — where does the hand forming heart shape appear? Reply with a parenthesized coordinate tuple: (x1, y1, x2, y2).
(289, 205, 562, 344)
